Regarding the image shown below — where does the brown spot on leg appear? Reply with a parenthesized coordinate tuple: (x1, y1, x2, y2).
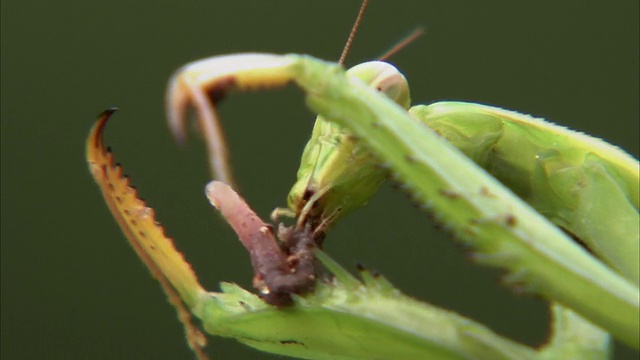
(206, 75, 237, 104)
(439, 189, 460, 199)
(480, 186, 497, 198)
(404, 154, 416, 163)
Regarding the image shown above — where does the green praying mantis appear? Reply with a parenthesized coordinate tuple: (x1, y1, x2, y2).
(86, 3, 638, 359)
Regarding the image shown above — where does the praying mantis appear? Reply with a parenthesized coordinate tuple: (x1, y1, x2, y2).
(86, 2, 638, 359)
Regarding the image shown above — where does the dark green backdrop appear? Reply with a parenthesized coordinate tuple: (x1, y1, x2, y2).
(2, 1, 638, 359)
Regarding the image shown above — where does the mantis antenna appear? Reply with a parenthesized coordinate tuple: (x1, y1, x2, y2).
(338, 0, 369, 65)
(378, 27, 425, 61)
(338, 0, 424, 64)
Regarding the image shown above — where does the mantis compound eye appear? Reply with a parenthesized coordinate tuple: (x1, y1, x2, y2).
(347, 61, 411, 110)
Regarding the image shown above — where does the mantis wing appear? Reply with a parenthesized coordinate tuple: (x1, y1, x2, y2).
(410, 102, 639, 285)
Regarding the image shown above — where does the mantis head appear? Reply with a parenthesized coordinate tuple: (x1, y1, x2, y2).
(283, 61, 411, 233)
(347, 61, 411, 109)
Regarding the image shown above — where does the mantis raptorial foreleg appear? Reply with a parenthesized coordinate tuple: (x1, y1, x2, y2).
(164, 53, 638, 349)
(166, 55, 300, 187)
(87, 110, 209, 359)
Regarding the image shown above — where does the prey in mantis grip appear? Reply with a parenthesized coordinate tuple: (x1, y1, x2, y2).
(205, 181, 321, 306)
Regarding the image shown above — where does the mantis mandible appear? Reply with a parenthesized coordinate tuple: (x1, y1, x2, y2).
(86, 2, 639, 359)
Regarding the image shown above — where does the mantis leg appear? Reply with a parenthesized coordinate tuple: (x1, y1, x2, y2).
(87, 110, 209, 359)
(167, 54, 304, 186)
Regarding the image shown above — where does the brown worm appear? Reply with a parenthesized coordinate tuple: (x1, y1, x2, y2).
(206, 181, 319, 306)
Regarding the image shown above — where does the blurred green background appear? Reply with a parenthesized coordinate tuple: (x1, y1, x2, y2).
(2, 1, 638, 359)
